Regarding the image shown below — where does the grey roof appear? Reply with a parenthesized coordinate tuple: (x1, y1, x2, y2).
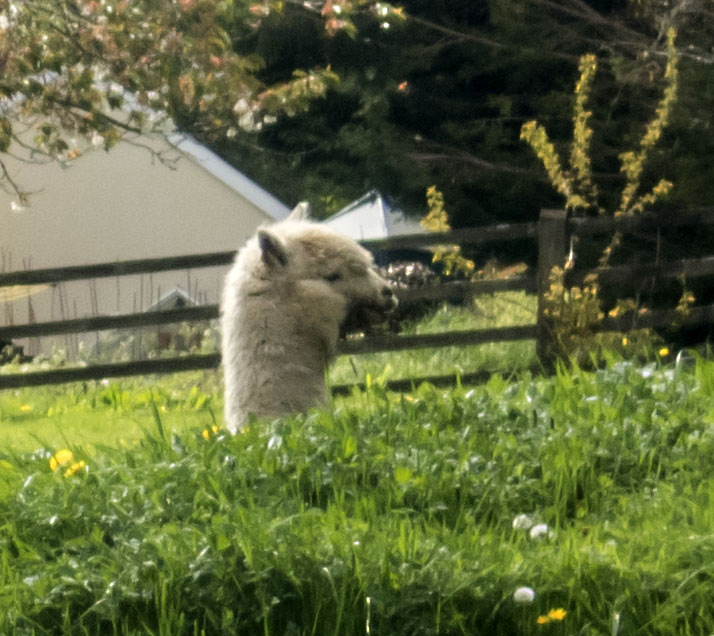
(145, 286, 197, 312)
(171, 134, 291, 222)
(321, 190, 424, 240)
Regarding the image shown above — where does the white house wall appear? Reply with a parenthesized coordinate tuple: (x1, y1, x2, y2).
(0, 135, 285, 357)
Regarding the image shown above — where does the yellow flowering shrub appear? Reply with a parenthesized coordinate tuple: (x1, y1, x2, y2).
(524, 30, 683, 361)
(542, 267, 657, 365)
(420, 186, 475, 278)
(521, 28, 678, 229)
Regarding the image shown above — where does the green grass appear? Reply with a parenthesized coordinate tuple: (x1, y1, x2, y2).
(2, 351, 714, 635)
(0, 372, 222, 452)
(2, 292, 536, 451)
(330, 291, 537, 385)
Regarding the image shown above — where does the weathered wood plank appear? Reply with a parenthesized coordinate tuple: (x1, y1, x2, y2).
(0, 222, 539, 288)
(0, 252, 237, 287)
(568, 207, 714, 236)
(397, 276, 536, 303)
(536, 209, 568, 366)
(337, 325, 537, 355)
(0, 306, 220, 340)
(0, 326, 537, 388)
(2, 208, 712, 288)
(0, 279, 536, 341)
(330, 365, 543, 395)
(597, 302, 714, 332)
(566, 255, 714, 287)
(361, 222, 538, 251)
(0, 354, 221, 389)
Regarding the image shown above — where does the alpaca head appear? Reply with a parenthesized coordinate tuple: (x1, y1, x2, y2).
(221, 206, 398, 432)
(254, 219, 398, 327)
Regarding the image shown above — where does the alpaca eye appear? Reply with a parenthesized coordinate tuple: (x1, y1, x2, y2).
(324, 272, 342, 282)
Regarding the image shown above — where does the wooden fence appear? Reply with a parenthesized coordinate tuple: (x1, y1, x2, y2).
(2, 208, 714, 391)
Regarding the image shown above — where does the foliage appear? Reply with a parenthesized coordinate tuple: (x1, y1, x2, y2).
(522, 30, 684, 362)
(520, 28, 679, 224)
(0, 0, 408, 199)
(420, 186, 475, 278)
(1, 1, 711, 225)
(195, 0, 714, 227)
(616, 29, 679, 218)
(541, 266, 657, 367)
(520, 54, 599, 214)
(2, 355, 714, 634)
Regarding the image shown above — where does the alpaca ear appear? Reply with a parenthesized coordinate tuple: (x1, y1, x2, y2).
(287, 201, 311, 221)
(257, 229, 289, 268)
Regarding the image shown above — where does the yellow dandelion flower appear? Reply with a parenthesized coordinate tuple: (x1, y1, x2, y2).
(20, 404, 33, 412)
(622, 336, 629, 346)
(659, 347, 670, 357)
(64, 460, 86, 477)
(547, 608, 567, 621)
(537, 616, 550, 625)
(203, 424, 221, 439)
(49, 449, 74, 471)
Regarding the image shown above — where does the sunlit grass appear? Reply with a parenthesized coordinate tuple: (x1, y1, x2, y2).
(2, 295, 536, 451)
(1, 353, 714, 635)
(330, 291, 537, 384)
(0, 372, 221, 452)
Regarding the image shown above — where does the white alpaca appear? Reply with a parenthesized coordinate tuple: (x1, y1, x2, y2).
(220, 205, 397, 433)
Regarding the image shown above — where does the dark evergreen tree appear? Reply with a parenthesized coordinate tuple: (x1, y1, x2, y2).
(200, 0, 714, 231)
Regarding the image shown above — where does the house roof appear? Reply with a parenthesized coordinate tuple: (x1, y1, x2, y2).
(321, 190, 424, 240)
(170, 134, 291, 222)
(145, 287, 197, 312)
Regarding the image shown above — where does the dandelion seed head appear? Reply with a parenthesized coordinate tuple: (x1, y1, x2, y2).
(513, 586, 535, 604)
(529, 523, 552, 540)
(512, 513, 534, 530)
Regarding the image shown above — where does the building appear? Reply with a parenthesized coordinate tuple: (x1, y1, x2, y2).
(0, 133, 290, 357)
(322, 190, 426, 264)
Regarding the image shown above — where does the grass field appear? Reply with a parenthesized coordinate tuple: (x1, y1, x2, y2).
(2, 344, 714, 634)
(2, 294, 713, 635)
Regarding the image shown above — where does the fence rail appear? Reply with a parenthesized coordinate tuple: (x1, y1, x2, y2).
(2, 207, 714, 389)
(0, 278, 537, 342)
(0, 223, 539, 289)
(566, 255, 714, 287)
(567, 207, 714, 236)
(0, 306, 219, 341)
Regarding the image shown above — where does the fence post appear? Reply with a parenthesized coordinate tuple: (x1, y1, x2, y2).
(536, 209, 568, 367)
